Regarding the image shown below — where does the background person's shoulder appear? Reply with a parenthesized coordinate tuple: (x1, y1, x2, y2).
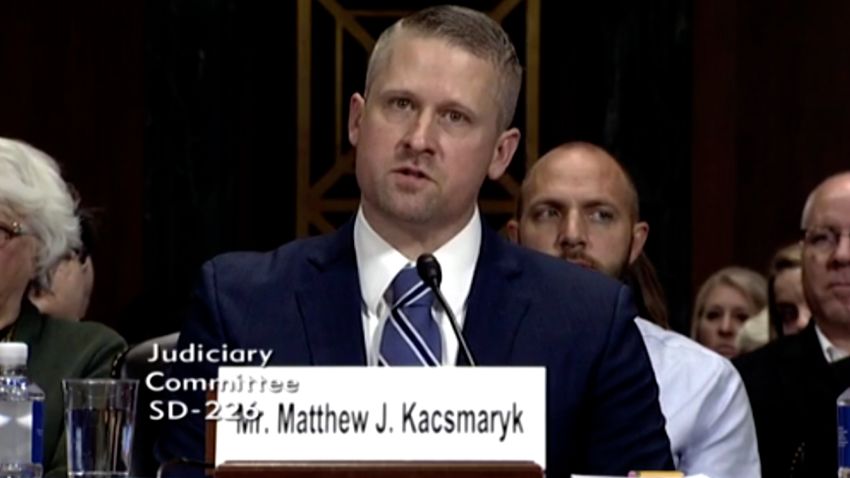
(37, 317, 127, 378)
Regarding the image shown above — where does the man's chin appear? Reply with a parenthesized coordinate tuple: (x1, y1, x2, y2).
(563, 258, 625, 279)
(563, 258, 603, 274)
(372, 193, 437, 224)
(820, 302, 850, 325)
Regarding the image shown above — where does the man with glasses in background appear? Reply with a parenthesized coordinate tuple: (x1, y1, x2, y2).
(736, 171, 850, 477)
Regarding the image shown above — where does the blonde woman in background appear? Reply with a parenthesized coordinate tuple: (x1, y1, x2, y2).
(692, 267, 768, 358)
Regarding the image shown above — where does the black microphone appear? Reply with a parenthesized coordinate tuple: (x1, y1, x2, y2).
(416, 254, 477, 366)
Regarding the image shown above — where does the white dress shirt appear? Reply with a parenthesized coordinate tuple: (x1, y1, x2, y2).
(814, 323, 850, 363)
(635, 318, 761, 478)
(354, 207, 480, 366)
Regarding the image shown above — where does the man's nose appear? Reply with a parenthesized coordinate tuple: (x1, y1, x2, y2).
(559, 211, 587, 248)
(402, 111, 436, 155)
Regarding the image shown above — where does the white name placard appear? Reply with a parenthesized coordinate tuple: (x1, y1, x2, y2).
(214, 366, 545, 468)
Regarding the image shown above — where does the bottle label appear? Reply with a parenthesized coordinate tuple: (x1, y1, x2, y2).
(32, 400, 44, 465)
(840, 404, 850, 468)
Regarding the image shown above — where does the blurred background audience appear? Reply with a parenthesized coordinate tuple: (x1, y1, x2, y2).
(769, 242, 811, 337)
(737, 242, 810, 353)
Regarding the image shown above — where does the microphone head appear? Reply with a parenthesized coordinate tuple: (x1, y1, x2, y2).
(416, 253, 442, 287)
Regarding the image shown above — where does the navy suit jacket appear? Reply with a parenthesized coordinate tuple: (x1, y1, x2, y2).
(158, 220, 673, 477)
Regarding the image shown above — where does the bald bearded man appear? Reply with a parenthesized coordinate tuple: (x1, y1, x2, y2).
(509, 142, 760, 477)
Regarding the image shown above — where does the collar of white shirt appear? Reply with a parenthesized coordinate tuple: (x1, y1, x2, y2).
(353, 206, 481, 321)
(814, 322, 850, 363)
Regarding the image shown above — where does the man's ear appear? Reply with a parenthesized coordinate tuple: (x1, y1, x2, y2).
(629, 221, 649, 265)
(348, 93, 366, 147)
(487, 128, 521, 180)
(506, 219, 520, 244)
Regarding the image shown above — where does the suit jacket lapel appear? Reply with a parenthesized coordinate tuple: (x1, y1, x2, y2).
(296, 220, 367, 365)
(461, 225, 531, 365)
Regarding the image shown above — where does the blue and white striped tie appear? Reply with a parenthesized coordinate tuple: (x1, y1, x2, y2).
(378, 266, 442, 366)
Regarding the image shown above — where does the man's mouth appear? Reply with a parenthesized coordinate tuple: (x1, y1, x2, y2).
(828, 281, 850, 296)
(393, 166, 430, 180)
(563, 255, 597, 270)
(828, 272, 850, 289)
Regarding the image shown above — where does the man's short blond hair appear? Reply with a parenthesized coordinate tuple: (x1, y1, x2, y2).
(364, 5, 522, 130)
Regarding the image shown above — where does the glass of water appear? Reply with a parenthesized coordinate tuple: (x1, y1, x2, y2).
(62, 379, 138, 478)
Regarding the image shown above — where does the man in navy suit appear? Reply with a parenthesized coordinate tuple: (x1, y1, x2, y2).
(157, 6, 673, 476)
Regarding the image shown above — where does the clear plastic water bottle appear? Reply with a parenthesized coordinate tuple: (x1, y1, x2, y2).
(839, 386, 850, 478)
(0, 343, 44, 478)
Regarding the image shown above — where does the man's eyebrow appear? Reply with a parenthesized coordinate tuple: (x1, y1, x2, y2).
(375, 88, 416, 99)
(527, 198, 566, 209)
(439, 98, 476, 114)
(580, 199, 617, 208)
(807, 223, 846, 229)
(526, 197, 621, 210)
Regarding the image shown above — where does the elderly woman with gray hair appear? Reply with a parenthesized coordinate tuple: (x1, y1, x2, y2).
(0, 137, 125, 477)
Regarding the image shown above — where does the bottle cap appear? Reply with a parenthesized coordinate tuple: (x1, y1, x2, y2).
(0, 342, 28, 367)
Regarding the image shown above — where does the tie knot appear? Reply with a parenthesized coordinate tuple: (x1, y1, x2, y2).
(391, 266, 434, 308)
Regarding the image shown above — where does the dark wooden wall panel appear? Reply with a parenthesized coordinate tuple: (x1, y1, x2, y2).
(693, 0, 850, 290)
